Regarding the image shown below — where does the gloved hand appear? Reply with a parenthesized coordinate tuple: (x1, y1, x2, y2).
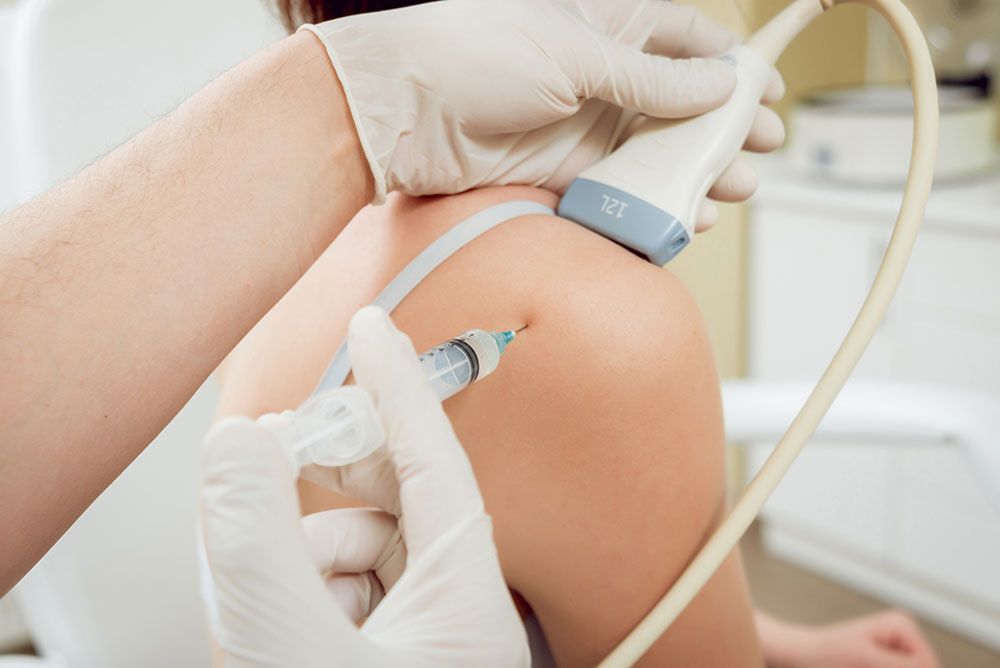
(757, 610, 941, 668)
(302, 0, 785, 217)
(201, 306, 529, 667)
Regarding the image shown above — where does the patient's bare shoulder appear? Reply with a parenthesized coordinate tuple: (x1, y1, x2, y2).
(216, 185, 761, 667)
(214, 186, 557, 415)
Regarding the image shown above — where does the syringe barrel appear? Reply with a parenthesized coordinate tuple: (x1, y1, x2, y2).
(290, 328, 512, 470)
(417, 329, 504, 401)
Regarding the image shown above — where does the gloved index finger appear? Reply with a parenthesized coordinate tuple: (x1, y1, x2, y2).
(643, 2, 739, 58)
(581, 40, 736, 119)
(201, 417, 361, 656)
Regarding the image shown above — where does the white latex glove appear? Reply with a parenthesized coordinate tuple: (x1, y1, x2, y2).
(201, 306, 528, 667)
(302, 0, 785, 212)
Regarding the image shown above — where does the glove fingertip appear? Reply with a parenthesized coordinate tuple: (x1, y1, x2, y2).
(695, 200, 720, 233)
(706, 157, 758, 205)
(348, 306, 427, 398)
(676, 4, 741, 54)
(762, 67, 787, 104)
(348, 307, 416, 362)
(200, 419, 307, 584)
(349, 304, 394, 336)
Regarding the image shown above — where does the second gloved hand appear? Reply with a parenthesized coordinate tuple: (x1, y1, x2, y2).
(201, 306, 529, 667)
(302, 0, 784, 204)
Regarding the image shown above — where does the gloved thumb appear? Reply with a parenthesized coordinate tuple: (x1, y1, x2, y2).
(201, 417, 360, 665)
(581, 38, 736, 118)
(347, 306, 486, 558)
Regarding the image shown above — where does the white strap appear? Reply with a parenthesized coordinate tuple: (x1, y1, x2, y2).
(313, 200, 555, 395)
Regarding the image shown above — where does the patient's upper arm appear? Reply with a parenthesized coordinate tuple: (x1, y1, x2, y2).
(216, 186, 762, 667)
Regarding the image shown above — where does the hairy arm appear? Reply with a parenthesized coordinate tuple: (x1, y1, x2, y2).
(0, 31, 372, 593)
(217, 186, 763, 667)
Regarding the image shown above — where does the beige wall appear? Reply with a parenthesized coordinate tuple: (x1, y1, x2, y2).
(671, 0, 869, 380)
(671, 1, 869, 485)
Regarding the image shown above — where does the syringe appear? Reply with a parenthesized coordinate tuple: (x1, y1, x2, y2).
(418, 328, 515, 401)
(284, 327, 517, 470)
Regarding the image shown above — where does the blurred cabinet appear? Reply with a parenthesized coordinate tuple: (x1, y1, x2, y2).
(745, 158, 1000, 650)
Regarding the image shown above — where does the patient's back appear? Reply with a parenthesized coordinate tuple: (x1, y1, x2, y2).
(217, 186, 763, 667)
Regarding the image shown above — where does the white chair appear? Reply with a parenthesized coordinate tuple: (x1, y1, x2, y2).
(723, 378, 1000, 510)
(724, 378, 1000, 647)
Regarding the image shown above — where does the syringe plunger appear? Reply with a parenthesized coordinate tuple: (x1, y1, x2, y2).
(418, 329, 514, 401)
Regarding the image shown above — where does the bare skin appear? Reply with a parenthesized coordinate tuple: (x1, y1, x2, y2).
(756, 610, 940, 668)
(0, 31, 373, 593)
(216, 186, 763, 667)
(0, 4, 778, 596)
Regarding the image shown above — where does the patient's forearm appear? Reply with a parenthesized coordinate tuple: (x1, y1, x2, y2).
(0, 31, 371, 594)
